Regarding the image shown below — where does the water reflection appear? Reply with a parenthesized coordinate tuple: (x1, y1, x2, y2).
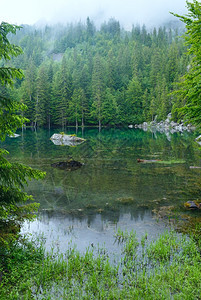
(1, 127, 201, 251)
(22, 210, 167, 255)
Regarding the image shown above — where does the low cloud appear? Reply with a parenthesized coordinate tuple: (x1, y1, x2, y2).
(49, 0, 187, 28)
(1, 0, 187, 28)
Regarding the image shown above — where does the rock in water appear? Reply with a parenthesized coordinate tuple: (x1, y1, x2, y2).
(184, 201, 200, 210)
(50, 133, 85, 146)
(8, 133, 20, 138)
(51, 160, 83, 171)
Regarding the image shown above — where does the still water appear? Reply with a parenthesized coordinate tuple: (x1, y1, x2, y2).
(2, 127, 201, 253)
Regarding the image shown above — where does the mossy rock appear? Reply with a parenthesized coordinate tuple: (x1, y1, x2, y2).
(184, 201, 201, 210)
(152, 205, 175, 218)
(116, 197, 135, 205)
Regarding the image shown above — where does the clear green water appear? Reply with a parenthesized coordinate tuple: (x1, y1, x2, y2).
(2, 127, 201, 253)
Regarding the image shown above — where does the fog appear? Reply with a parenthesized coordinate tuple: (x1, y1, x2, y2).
(1, 0, 187, 28)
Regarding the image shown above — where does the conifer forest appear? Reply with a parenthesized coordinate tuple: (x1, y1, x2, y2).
(5, 18, 189, 128)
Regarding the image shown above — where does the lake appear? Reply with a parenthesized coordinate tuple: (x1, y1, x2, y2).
(2, 127, 201, 254)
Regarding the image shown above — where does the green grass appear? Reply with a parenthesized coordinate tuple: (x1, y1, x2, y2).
(0, 230, 200, 299)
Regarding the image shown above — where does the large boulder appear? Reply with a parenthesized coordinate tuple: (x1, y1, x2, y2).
(50, 133, 85, 146)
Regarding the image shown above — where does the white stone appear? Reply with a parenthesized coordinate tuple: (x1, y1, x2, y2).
(50, 133, 85, 146)
(8, 133, 20, 138)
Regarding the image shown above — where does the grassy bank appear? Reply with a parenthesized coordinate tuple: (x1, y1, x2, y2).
(0, 229, 200, 299)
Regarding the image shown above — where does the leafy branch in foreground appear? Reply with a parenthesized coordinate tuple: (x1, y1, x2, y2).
(0, 22, 45, 247)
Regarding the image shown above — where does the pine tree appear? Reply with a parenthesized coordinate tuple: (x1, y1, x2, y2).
(0, 22, 45, 247)
(69, 88, 82, 127)
(125, 75, 143, 124)
(91, 55, 106, 128)
(167, 42, 179, 86)
(35, 64, 49, 127)
(52, 56, 72, 128)
(20, 59, 37, 125)
(171, 0, 201, 126)
(47, 61, 54, 129)
(101, 88, 118, 125)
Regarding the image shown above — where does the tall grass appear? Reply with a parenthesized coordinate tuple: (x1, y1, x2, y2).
(0, 230, 200, 299)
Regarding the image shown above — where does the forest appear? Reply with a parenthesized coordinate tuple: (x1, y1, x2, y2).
(3, 18, 189, 128)
(0, 1, 201, 298)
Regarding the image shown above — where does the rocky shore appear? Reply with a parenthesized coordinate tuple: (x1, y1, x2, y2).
(129, 113, 196, 134)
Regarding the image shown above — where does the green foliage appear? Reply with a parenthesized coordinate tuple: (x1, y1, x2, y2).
(7, 18, 188, 127)
(0, 230, 200, 299)
(171, 0, 201, 127)
(0, 22, 45, 247)
(69, 88, 84, 127)
(51, 56, 73, 128)
(125, 75, 143, 123)
(19, 59, 37, 125)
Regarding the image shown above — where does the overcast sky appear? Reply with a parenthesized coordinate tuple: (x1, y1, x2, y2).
(0, 0, 188, 28)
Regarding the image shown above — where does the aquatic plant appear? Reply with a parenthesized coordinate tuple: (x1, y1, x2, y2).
(0, 230, 200, 299)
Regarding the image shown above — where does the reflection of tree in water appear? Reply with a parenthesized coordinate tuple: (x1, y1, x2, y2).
(37, 202, 155, 232)
(4, 128, 201, 219)
(34, 170, 81, 209)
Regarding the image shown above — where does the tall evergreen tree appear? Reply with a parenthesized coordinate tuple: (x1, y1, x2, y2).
(167, 42, 179, 86)
(69, 88, 82, 127)
(171, 0, 201, 126)
(46, 61, 54, 129)
(20, 59, 37, 125)
(125, 75, 143, 124)
(35, 64, 49, 126)
(101, 88, 119, 125)
(0, 22, 45, 247)
(52, 56, 72, 128)
(91, 55, 106, 128)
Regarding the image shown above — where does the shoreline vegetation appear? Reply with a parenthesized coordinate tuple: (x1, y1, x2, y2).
(0, 228, 200, 299)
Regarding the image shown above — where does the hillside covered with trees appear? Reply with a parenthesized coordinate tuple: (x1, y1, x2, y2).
(4, 18, 188, 128)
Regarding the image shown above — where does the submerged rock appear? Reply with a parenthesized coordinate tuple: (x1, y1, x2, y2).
(137, 158, 185, 164)
(51, 160, 83, 171)
(116, 197, 135, 204)
(184, 201, 201, 210)
(137, 159, 161, 163)
(152, 206, 175, 219)
(50, 133, 85, 146)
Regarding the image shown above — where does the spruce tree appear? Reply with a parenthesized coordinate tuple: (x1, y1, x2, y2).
(35, 64, 49, 126)
(171, 0, 201, 126)
(20, 59, 37, 125)
(0, 22, 45, 246)
(91, 55, 106, 128)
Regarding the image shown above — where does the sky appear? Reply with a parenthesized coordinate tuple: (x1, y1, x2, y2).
(0, 0, 188, 29)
